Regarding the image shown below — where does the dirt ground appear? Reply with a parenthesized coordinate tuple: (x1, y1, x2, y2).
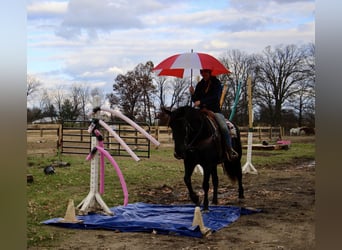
(34, 141, 315, 250)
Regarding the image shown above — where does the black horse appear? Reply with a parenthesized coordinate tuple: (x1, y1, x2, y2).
(164, 106, 244, 211)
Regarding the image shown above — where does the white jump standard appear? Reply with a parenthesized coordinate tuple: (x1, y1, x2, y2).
(77, 119, 113, 216)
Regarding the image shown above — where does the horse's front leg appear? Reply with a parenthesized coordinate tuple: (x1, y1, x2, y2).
(183, 161, 200, 205)
(211, 165, 219, 205)
(202, 169, 211, 211)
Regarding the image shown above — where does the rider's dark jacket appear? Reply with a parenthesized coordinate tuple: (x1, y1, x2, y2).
(191, 76, 223, 113)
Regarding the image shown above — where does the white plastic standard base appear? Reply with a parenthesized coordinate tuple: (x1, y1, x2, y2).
(242, 132, 258, 174)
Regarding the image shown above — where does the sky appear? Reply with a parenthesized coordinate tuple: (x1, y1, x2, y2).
(27, 0, 315, 107)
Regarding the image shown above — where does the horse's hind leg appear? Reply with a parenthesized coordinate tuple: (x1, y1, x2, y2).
(236, 162, 244, 199)
(237, 167, 244, 199)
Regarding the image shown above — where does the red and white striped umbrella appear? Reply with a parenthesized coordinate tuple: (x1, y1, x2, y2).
(153, 52, 230, 78)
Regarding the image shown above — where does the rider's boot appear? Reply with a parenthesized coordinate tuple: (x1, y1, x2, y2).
(226, 146, 239, 162)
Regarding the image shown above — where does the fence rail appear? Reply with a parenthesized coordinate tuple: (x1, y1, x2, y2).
(27, 124, 62, 156)
(61, 121, 152, 158)
(27, 123, 284, 156)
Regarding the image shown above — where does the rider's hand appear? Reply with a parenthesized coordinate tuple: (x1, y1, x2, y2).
(189, 86, 195, 94)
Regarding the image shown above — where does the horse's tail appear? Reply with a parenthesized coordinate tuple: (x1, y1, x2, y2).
(223, 159, 242, 183)
(231, 123, 242, 158)
(222, 123, 242, 182)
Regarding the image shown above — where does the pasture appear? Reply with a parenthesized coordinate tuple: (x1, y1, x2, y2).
(27, 136, 315, 249)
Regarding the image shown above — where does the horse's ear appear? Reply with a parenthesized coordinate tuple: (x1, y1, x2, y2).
(161, 106, 172, 116)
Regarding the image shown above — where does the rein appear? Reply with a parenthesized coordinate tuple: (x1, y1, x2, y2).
(184, 114, 216, 151)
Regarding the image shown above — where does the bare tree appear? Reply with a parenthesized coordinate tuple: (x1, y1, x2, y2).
(27, 75, 42, 97)
(154, 76, 169, 108)
(220, 49, 254, 124)
(154, 76, 191, 110)
(52, 85, 66, 116)
(169, 78, 191, 109)
(254, 44, 311, 126)
(39, 89, 57, 121)
(71, 84, 90, 120)
(90, 87, 105, 106)
(287, 43, 315, 127)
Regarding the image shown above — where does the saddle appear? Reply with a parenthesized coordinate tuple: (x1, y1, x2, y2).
(200, 108, 236, 162)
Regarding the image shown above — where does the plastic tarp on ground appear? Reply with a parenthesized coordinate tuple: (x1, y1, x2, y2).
(43, 202, 260, 238)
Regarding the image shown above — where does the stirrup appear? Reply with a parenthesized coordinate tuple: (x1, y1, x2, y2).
(226, 148, 238, 161)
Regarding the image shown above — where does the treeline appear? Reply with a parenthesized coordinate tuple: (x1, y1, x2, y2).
(27, 43, 315, 130)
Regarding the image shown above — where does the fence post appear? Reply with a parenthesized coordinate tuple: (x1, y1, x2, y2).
(155, 126, 159, 141)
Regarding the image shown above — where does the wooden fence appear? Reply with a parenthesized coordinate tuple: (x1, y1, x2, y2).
(61, 121, 152, 158)
(27, 124, 283, 156)
(27, 124, 62, 156)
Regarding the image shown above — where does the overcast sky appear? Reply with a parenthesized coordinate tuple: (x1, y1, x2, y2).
(27, 0, 315, 106)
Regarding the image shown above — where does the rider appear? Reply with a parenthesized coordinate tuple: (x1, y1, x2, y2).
(189, 69, 238, 161)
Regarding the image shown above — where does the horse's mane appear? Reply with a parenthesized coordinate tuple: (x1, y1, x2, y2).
(169, 106, 214, 143)
(170, 106, 202, 121)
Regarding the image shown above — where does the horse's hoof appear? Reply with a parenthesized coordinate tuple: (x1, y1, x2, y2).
(191, 195, 201, 205)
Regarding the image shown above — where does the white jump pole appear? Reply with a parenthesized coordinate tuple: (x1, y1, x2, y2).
(242, 77, 258, 174)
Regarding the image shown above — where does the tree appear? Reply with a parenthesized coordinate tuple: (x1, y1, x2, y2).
(220, 49, 254, 125)
(109, 61, 156, 123)
(71, 84, 90, 120)
(27, 75, 41, 97)
(27, 107, 42, 123)
(90, 87, 105, 106)
(134, 61, 156, 124)
(52, 85, 66, 116)
(154, 76, 191, 110)
(59, 98, 80, 121)
(154, 76, 169, 108)
(288, 43, 315, 127)
(253, 44, 311, 126)
(38, 89, 57, 121)
(169, 78, 191, 109)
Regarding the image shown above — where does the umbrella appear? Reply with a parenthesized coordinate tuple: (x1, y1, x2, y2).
(153, 52, 230, 80)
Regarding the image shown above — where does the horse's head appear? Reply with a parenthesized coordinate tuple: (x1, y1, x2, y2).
(163, 106, 204, 159)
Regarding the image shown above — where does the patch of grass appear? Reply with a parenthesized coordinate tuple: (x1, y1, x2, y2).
(247, 142, 315, 166)
(27, 139, 315, 248)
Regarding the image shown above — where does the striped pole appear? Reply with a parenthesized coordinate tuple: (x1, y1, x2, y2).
(242, 76, 258, 174)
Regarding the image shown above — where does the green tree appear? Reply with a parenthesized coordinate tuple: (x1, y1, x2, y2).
(59, 99, 80, 121)
(27, 107, 42, 123)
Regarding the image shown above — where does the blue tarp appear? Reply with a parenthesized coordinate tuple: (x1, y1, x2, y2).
(43, 202, 260, 238)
